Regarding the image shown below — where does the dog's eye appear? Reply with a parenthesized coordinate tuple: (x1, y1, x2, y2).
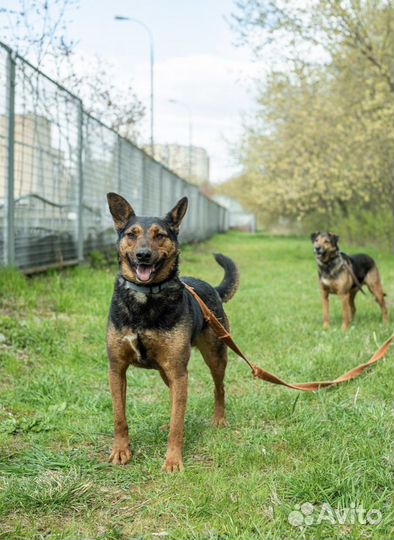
(156, 233, 167, 240)
(126, 232, 136, 239)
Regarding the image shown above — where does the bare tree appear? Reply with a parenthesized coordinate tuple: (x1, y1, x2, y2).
(0, 0, 145, 140)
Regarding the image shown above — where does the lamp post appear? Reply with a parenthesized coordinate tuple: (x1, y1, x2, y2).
(114, 15, 155, 157)
(168, 99, 193, 181)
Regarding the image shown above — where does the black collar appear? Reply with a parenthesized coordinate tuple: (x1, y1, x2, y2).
(317, 253, 344, 275)
(118, 275, 180, 295)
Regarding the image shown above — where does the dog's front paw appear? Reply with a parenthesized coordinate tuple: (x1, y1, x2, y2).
(323, 322, 330, 329)
(162, 456, 184, 473)
(213, 416, 227, 428)
(109, 444, 132, 465)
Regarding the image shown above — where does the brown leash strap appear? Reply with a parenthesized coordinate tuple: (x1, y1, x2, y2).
(184, 283, 393, 392)
(344, 260, 366, 295)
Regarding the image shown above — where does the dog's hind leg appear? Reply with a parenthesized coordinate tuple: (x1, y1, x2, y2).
(340, 293, 351, 331)
(349, 290, 357, 321)
(364, 266, 388, 322)
(159, 369, 170, 387)
(321, 285, 330, 329)
(196, 329, 228, 427)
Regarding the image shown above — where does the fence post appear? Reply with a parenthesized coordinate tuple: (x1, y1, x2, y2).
(5, 49, 16, 266)
(77, 100, 84, 262)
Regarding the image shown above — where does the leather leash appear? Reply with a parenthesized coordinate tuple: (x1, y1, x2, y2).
(343, 260, 366, 295)
(184, 283, 393, 392)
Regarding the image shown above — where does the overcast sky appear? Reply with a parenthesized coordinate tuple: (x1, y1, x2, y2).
(67, 0, 261, 183)
(1, 0, 262, 182)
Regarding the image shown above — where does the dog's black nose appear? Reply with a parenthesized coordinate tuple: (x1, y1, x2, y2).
(136, 248, 152, 262)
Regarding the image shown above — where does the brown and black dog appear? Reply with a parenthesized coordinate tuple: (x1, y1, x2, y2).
(311, 232, 388, 330)
(106, 193, 239, 472)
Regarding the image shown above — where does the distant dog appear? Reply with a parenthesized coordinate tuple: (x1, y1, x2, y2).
(311, 232, 388, 330)
(106, 193, 239, 472)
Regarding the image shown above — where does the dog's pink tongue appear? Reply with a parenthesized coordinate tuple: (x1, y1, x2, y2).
(136, 265, 153, 282)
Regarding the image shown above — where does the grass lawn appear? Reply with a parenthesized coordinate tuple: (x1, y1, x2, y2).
(0, 231, 393, 540)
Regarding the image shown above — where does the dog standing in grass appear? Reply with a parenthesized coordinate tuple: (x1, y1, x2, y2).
(106, 193, 239, 472)
(311, 232, 388, 330)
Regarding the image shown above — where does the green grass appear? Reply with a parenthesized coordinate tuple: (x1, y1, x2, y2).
(0, 232, 393, 540)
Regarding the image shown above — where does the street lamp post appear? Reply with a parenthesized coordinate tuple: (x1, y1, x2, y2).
(168, 99, 193, 181)
(114, 15, 155, 157)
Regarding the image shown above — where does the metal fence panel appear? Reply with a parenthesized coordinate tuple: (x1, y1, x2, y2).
(161, 169, 175, 216)
(142, 155, 161, 216)
(12, 56, 80, 270)
(118, 138, 143, 214)
(0, 41, 228, 272)
(0, 46, 9, 266)
(82, 115, 119, 255)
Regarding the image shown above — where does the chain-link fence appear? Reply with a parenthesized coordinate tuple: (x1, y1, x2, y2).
(0, 42, 228, 272)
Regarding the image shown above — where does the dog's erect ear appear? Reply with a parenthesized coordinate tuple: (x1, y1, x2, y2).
(310, 232, 319, 243)
(328, 232, 340, 246)
(107, 192, 135, 232)
(165, 197, 188, 232)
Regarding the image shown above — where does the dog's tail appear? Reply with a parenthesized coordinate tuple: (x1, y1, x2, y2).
(214, 253, 239, 303)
